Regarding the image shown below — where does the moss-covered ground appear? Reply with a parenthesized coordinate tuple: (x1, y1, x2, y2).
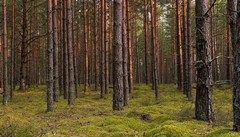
(0, 84, 239, 137)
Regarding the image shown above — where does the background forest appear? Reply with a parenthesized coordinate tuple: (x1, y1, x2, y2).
(0, 0, 239, 136)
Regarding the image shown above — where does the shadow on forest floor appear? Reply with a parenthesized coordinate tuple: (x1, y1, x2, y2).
(0, 84, 239, 137)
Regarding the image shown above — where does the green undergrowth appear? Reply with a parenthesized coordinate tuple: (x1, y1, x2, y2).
(0, 84, 239, 137)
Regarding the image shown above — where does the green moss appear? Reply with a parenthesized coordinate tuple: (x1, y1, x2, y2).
(0, 84, 237, 136)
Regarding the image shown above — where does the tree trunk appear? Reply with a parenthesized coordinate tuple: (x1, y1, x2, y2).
(72, 0, 79, 98)
(176, 0, 183, 91)
(47, 0, 54, 111)
(83, 0, 88, 93)
(94, 0, 98, 91)
(182, 0, 188, 94)
(113, 0, 124, 111)
(20, 0, 28, 92)
(186, 0, 193, 101)
(52, 0, 59, 102)
(226, 0, 231, 82)
(101, 0, 106, 98)
(2, 0, 8, 105)
(63, 0, 69, 99)
(10, 0, 15, 100)
(105, 0, 109, 94)
(126, 1, 133, 94)
(67, 0, 75, 105)
(230, 0, 240, 132)
(144, 0, 149, 84)
(122, 0, 129, 106)
(195, 0, 215, 122)
(150, 0, 159, 99)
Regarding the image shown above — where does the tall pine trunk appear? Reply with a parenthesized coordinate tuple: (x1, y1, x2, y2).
(2, 0, 8, 105)
(230, 0, 240, 132)
(67, 0, 75, 105)
(186, 0, 193, 101)
(113, 0, 124, 111)
(10, 0, 15, 99)
(122, 0, 129, 106)
(176, 0, 183, 91)
(53, 0, 59, 102)
(47, 0, 54, 111)
(195, 0, 215, 122)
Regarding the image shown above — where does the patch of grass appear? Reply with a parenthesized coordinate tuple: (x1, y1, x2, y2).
(0, 84, 237, 136)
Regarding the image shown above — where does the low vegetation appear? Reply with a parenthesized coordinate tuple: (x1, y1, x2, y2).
(0, 84, 239, 137)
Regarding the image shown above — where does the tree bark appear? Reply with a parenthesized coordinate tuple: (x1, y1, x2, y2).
(47, 0, 54, 111)
(182, 0, 188, 94)
(126, 1, 133, 94)
(83, 0, 88, 93)
(186, 0, 193, 101)
(67, 0, 75, 105)
(176, 0, 183, 91)
(113, 0, 124, 111)
(150, 0, 159, 99)
(63, 0, 69, 99)
(230, 0, 240, 132)
(122, 0, 129, 106)
(20, 0, 28, 92)
(144, 0, 149, 84)
(10, 0, 15, 100)
(52, 0, 59, 102)
(195, 0, 215, 122)
(2, 0, 8, 105)
(101, 0, 106, 98)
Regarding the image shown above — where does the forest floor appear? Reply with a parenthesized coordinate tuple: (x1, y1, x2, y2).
(0, 84, 239, 137)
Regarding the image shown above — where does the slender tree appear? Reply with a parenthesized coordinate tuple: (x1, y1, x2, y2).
(2, 0, 8, 105)
(176, 0, 183, 91)
(144, 0, 149, 84)
(10, 0, 16, 99)
(226, 0, 231, 82)
(63, 0, 69, 99)
(182, 0, 188, 94)
(195, 0, 215, 122)
(101, 0, 106, 98)
(83, 0, 88, 93)
(113, 0, 124, 110)
(122, 0, 129, 106)
(151, 0, 159, 99)
(47, 0, 54, 111)
(126, 1, 133, 94)
(186, 0, 193, 101)
(20, 0, 28, 92)
(67, 0, 75, 105)
(94, 0, 98, 91)
(53, 0, 59, 102)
